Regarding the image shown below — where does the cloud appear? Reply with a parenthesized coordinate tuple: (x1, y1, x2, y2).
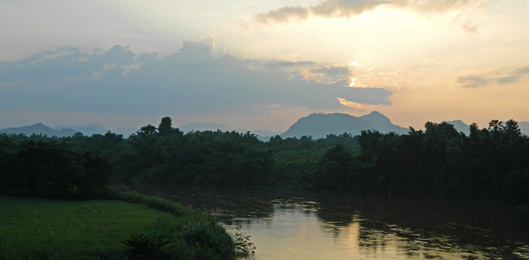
(256, 5, 310, 24)
(461, 23, 478, 33)
(311, 65, 350, 76)
(457, 76, 490, 88)
(458, 65, 529, 88)
(515, 66, 529, 74)
(337, 97, 375, 110)
(255, 0, 483, 24)
(0, 38, 392, 117)
(391, 0, 484, 13)
(310, 65, 351, 83)
(256, 0, 386, 24)
(496, 75, 520, 84)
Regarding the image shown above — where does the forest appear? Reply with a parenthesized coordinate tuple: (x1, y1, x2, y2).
(1, 116, 528, 204)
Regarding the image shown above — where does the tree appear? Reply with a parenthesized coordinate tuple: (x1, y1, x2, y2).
(158, 117, 173, 136)
(314, 144, 355, 190)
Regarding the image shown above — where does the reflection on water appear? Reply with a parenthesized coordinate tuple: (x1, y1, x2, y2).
(140, 185, 529, 259)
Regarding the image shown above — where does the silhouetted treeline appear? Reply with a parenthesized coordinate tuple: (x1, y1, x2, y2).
(347, 120, 529, 203)
(0, 137, 111, 199)
(1, 117, 528, 204)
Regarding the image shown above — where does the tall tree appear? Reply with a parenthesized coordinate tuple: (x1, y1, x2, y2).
(158, 117, 173, 136)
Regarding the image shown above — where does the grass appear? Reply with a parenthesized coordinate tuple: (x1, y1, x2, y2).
(0, 196, 170, 258)
(111, 191, 196, 218)
(0, 193, 235, 259)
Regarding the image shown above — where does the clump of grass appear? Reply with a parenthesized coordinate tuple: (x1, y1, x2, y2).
(124, 212, 236, 260)
(112, 191, 237, 259)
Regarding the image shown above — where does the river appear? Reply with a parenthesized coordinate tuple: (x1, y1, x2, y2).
(140, 185, 529, 259)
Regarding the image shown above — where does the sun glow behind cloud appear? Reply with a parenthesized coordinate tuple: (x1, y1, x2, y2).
(1, 0, 529, 131)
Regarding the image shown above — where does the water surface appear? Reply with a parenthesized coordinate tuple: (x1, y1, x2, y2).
(142, 186, 529, 259)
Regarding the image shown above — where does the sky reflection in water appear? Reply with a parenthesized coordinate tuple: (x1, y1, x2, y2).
(143, 186, 529, 260)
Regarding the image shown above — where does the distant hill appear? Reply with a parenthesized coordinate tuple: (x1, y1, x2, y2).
(54, 124, 108, 136)
(281, 111, 408, 139)
(0, 123, 78, 137)
(443, 120, 470, 135)
(179, 122, 233, 133)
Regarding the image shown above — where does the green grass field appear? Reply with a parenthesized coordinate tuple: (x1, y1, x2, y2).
(0, 194, 236, 260)
(0, 196, 172, 255)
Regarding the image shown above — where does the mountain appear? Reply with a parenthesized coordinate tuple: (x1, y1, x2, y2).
(54, 124, 108, 136)
(281, 111, 408, 139)
(179, 122, 233, 133)
(0, 123, 78, 137)
(443, 120, 470, 135)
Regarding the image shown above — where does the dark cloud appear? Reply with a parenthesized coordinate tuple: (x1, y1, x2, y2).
(255, 0, 481, 24)
(0, 39, 392, 116)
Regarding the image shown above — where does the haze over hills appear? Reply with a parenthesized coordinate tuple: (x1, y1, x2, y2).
(0, 123, 78, 137)
(281, 111, 409, 139)
(53, 124, 108, 136)
(3, 114, 529, 139)
(178, 123, 233, 133)
(443, 120, 529, 136)
(520, 122, 529, 135)
(443, 120, 471, 135)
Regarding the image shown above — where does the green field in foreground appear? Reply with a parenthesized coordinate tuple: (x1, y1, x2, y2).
(0, 196, 174, 255)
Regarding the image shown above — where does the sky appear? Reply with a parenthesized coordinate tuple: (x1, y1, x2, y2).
(1, 0, 529, 133)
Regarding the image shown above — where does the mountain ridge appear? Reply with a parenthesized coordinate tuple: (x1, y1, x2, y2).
(280, 111, 409, 139)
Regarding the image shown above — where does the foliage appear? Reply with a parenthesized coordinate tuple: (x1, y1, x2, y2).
(349, 120, 529, 202)
(121, 198, 236, 260)
(114, 118, 273, 186)
(0, 139, 111, 199)
(124, 233, 171, 260)
(231, 225, 256, 257)
(2, 117, 529, 204)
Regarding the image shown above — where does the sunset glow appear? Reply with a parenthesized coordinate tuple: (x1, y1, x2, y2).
(1, 0, 529, 131)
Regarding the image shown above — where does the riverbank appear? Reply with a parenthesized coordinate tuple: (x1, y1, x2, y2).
(0, 192, 236, 260)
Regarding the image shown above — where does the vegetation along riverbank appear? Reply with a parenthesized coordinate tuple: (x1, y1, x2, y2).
(0, 138, 238, 259)
(2, 116, 528, 204)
